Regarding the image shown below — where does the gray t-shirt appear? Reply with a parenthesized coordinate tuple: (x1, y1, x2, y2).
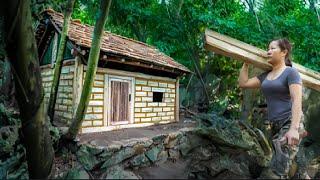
(257, 67, 302, 122)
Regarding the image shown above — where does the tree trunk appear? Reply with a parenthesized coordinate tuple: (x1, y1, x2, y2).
(245, 0, 262, 32)
(48, 0, 76, 121)
(308, 0, 320, 23)
(240, 66, 255, 122)
(176, 0, 184, 17)
(3, 0, 54, 178)
(67, 0, 112, 140)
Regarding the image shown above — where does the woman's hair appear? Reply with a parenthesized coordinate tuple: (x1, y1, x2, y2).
(274, 38, 293, 67)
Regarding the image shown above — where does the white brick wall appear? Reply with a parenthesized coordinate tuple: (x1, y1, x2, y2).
(41, 63, 75, 124)
(134, 78, 176, 123)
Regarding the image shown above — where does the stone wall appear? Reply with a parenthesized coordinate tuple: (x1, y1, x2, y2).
(41, 61, 75, 124)
(65, 124, 258, 179)
(134, 78, 176, 123)
(70, 127, 200, 179)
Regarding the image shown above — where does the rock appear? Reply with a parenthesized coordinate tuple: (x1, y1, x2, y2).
(191, 145, 215, 161)
(122, 138, 152, 148)
(207, 155, 250, 177)
(179, 127, 195, 134)
(133, 144, 146, 155)
(164, 138, 178, 149)
(178, 133, 210, 157)
(194, 113, 264, 154)
(168, 149, 180, 161)
(152, 134, 167, 145)
(188, 152, 250, 179)
(0, 145, 28, 179)
(98, 150, 113, 162)
(105, 141, 123, 152)
(6, 162, 28, 179)
(145, 145, 163, 163)
(164, 132, 183, 148)
(90, 139, 120, 150)
(0, 126, 18, 154)
(85, 144, 104, 155)
(76, 145, 99, 171)
(101, 147, 136, 169)
(303, 89, 320, 142)
(157, 151, 169, 164)
(64, 167, 90, 179)
(104, 166, 140, 179)
(129, 154, 150, 167)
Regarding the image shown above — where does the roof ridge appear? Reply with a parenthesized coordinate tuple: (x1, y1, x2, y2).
(42, 9, 163, 53)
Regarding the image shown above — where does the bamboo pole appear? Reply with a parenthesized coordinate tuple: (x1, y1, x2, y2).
(48, 0, 76, 121)
(67, 0, 112, 140)
(204, 29, 320, 92)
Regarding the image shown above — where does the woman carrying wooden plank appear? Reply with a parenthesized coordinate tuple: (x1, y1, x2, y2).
(238, 38, 309, 179)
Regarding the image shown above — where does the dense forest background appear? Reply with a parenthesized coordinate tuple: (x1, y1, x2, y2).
(32, 0, 320, 120)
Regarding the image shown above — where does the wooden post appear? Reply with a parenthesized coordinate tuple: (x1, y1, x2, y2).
(72, 56, 83, 115)
(175, 77, 180, 122)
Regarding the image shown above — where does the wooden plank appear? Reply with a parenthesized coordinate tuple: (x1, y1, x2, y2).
(291, 63, 320, 81)
(110, 81, 130, 123)
(104, 74, 109, 126)
(123, 82, 129, 121)
(205, 29, 268, 58)
(204, 29, 320, 91)
(175, 78, 179, 122)
(72, 57, 78, 115)
(40, 59, 75, 69)
(205, 29, 320, 80)
(73, 57, 83, 117)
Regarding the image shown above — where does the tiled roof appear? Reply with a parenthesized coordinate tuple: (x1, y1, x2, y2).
(42, 9, 190, 73)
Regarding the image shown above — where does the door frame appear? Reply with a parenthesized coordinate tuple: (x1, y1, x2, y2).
(104, 74, 135, 126)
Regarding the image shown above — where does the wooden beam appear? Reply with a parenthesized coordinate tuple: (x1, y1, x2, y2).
(175, 77, 180, 122)
(85, 66, 177, 82)
(102, 56, 181, 75)
(74, 57, 84, 118)
(205, 29, 320, 80)
(40, 59, 75, 69)
(204, 29, 320, 92)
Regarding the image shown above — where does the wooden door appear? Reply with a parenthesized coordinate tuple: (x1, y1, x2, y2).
(110, 80, 130, 124)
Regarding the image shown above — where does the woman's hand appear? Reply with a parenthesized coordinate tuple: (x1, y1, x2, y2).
(238, 62, 261, 89)
(282, 128, 300, 147)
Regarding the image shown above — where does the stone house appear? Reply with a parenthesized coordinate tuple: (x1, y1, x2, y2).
(35, 9, 190, 133)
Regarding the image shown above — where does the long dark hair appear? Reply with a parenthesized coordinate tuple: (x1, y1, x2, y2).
(274, 38, 293, 67)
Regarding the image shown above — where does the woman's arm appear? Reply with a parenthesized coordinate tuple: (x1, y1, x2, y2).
(238, 63, 261, 89)
(289, 84, 303, 130)
(283, 84, 302, 146)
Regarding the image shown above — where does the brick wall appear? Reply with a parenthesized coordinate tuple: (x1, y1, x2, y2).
(134, 78, 176, 123)
(42, 64, 178, 130)
(82, 70, 105, 128)
(41, 63, 75, 124)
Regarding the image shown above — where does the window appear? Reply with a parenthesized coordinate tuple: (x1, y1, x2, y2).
(153, 92, 164, 102)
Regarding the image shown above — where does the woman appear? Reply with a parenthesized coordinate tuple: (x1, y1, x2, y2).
(238, 38, 306, 178)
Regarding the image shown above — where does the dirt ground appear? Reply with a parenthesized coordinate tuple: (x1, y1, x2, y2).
(78, 116, 197, 146)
